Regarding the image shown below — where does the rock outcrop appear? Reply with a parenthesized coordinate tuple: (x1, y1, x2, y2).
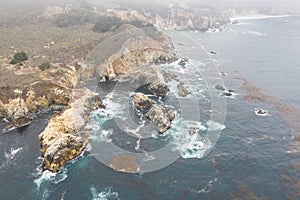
(0, 62, 77, 130)
(148, 81, 170, 97)
(0, 58, 103, 172)
(177, 82, 191, 97)
(39, 88, 102, 172)
(145, 105, 175, 134)
(107, 7, 232, 31)
(134, 93, 154, 110)
(97, 25, 176, 81)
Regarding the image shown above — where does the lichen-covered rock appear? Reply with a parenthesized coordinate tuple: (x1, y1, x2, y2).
(134, 93, 154, 110)
(39, 87, 102, 172)
(145, 105, 175, 134)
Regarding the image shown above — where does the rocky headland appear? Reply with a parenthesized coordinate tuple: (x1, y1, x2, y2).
(0, 10, 177, 171)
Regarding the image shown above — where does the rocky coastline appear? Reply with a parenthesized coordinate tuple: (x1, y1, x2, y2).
(0, 19, 177, 172)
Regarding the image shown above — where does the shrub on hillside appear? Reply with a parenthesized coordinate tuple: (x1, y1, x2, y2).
(38, 62, 51, 71)
(10, 52, 28, 64)
(92, 16, 121, 33)
(52, 9, 98, 27)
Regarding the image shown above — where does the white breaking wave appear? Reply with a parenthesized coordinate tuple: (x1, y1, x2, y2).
(230, 14, 291, 21)
(90, 186, 120, 200)
(33, 167, 68, 200)
(87, 92, 127, 143)
(241, 31, 267, 36)
(5, 147, 23, 160)
(0, 147, 23, 169)
(34, 168, 68, 189)
(170, 119, 210, 159)
(206, 120, 226, 132)
(174, 120, 225, 159)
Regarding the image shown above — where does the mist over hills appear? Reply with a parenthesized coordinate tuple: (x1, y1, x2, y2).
(0, 0, 298, 25)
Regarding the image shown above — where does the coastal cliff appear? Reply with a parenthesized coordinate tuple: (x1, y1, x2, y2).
(0, 61, 77, 129)
(0, 18, 176, 172)
(98, 25, 176, 81)
(0, 58, 103, 172)
(106, 7, 232, 31)
(39, 88, 102, 172)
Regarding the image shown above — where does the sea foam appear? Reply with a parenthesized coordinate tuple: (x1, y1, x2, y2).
(90, 186, 120, 200)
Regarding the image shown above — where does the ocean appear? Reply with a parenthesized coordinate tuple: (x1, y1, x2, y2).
(0, 15, 299, 200)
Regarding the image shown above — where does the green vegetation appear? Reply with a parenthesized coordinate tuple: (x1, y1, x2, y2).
(93, 16, 121, 33)
(10, 51, 28, 64)
(116, 19, 154, 28)
(52, 9, 98, 27)
(38, 62, 51, 71)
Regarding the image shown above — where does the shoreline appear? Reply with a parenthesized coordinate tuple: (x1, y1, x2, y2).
(230, 14, 292, 21)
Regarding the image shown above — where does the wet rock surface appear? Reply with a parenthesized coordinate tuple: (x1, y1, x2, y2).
(177, 82, 191, 97)
(145, 105, 175, 134)
(0, 63, 77, 130)
(134, 93, 154, 110)
(148, 81, 170, 97)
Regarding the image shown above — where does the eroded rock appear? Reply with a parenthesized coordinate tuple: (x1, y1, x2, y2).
(145, 105, 175, 134)
(98, 28, 176, 81)
(134, 93, 154, 110)
(177, 82, 191, 97)
(215, 84, 225, 91)
(148, 81, 169, 97)
(0, 64, 77, 130)
(39, 88, 102, 172)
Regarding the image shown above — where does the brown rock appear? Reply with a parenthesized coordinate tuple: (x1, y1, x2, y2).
(134, 93, 154, 110)
(177, 82, 191, 97)
(145, 105, 175, 134)
(39, 88, 102, 172)
(148, 81, 170, 97)
(110, 155, 141, 173)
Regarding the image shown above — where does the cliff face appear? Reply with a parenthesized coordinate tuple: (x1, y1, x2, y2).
(0, 57, 103, 172)
(95, 25, 176, 81)
(39, 88, 102, 172)
(0, 61, 77, 129)
(107, 7, 232, 31)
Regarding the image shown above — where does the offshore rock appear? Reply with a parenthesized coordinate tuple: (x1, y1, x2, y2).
(39, 88, 102, 172)
(134, 93, 154, 110)
(177, 82, 191, 97)
(148, 81, 170, 97)
(145, 105, 175, 134)
(215, 84, 225, 91)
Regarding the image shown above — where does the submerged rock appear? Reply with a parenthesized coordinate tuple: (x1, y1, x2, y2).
(189, 127, 197, 136)
(178, 58, 188, 67)
(215, 84, 225, 91)
(134, 93, 154, 110)
(222, 91, 233, 97)
(145, 105, 175, 134)
(39, 88, 102, 172)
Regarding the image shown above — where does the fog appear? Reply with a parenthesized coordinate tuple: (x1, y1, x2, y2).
(0, 0, 298, 24)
